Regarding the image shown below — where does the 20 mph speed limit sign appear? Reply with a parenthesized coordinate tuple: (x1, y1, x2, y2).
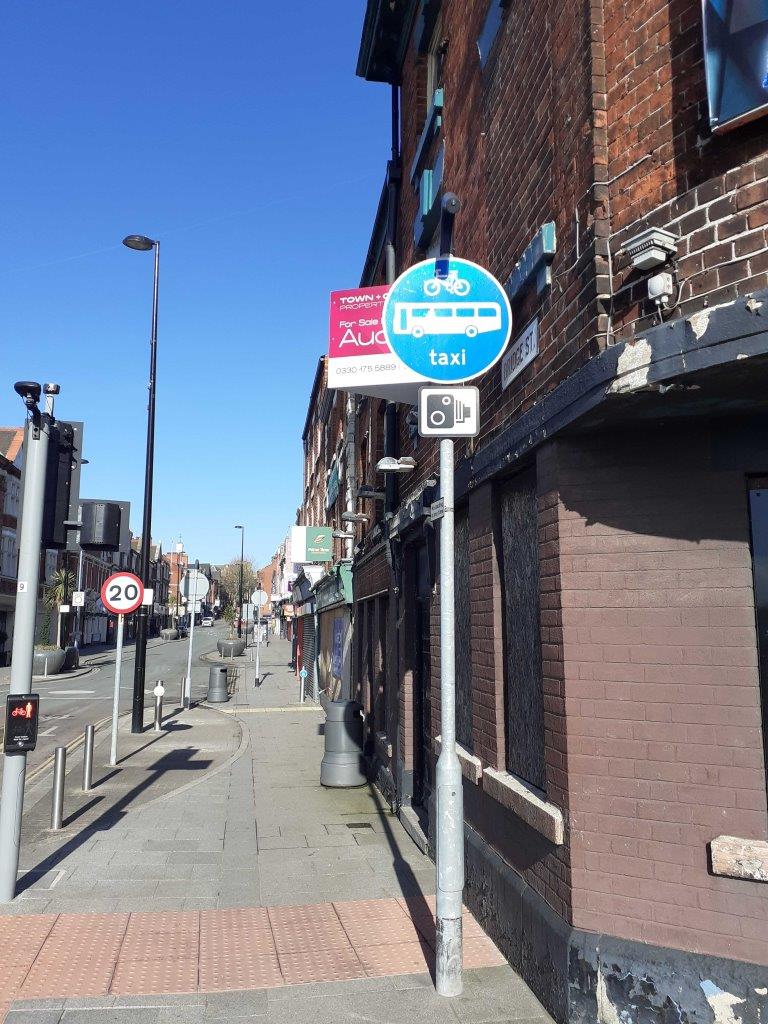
(101, 572, 144, 616)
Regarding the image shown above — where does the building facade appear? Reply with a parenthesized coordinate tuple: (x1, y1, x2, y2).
(340, 2, 768, 1021)
(0, 435, 22, 666)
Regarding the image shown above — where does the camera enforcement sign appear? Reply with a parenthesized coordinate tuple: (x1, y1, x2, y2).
(4, 694, 40, 753)
(419, 387, 480, 438)
(382, 257, 511, 383)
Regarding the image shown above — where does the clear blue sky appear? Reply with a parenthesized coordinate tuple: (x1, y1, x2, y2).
(0, 1, 389, 568)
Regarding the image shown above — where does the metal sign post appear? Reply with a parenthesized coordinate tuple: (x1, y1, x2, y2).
(182, 569, 209, 708)
(299, 666, 308, 703)
(0, 384, 55, 903)
(251, 589, 267, 685)
(434, 437, 464, 994)
(100, 571, 144, 758)
(378, 196, 511, 998)
(109, 615, 125, 765)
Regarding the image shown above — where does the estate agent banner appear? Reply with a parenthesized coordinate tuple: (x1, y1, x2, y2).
(327, 286, 423, 403)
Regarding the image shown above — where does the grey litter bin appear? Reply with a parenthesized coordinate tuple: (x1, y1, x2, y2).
(320, 700, 366, 787)
(207, 664, 229, 703)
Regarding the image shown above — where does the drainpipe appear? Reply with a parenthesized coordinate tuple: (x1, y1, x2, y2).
(384, 83, 401, 515)
(384, 82, 402, 807)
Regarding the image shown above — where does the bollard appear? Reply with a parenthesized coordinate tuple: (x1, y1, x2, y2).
(51, 746, 66, 830)
(153, 682, 164, 732)
(82, 725, 94, 792)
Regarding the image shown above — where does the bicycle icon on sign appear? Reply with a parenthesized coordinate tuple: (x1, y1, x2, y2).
(423, 270, 470, 297)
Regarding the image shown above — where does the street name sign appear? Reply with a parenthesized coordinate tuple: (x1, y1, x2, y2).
(418, 387, 480, 438)
(101, 572, 144, 616)
(382, 257, 512, 383)
(501, 317, 539, 390)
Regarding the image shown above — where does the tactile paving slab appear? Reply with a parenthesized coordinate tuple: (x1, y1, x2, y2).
(0, 914, 56, 964)
(19, 913, 129, 999)
(110, 955, 198, 995)
(268, 902, 350, 955)
(356, 939, 433, 977)
(199, 951, 283, 991)
(0, 893, 507, 1013)
(200, 907, 274, 959)
(277, 946, 366, 985)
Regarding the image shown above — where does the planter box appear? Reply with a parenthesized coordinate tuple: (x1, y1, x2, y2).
(217, 638, 246, 658)
(33, 649, 65, 676)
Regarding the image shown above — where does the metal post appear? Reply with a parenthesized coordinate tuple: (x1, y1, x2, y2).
(74, 538, 84, 650)
(131, 239, 160, 733)
(0, 388, 53, 902)
(435, 438, 464, 997)
(179, 675, 185, 707)
(255, 595, 261, 684)
(82, 725, 94, 792)
(184, 592, 196, 710)
(236, 527, 244, 638)
(51, 746, 66, 830)
(154, 686, 163, 732)
(109, 614, 125, 766)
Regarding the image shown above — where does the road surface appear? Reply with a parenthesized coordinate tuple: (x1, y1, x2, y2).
(0, 624, 229, 781)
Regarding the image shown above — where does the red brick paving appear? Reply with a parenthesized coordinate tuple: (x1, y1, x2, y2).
(0, 896, 505, 1018)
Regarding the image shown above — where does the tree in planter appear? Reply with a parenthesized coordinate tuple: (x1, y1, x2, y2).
(42, 569, 75, 649)
(222, 604, 236, 637)
(219, 558, 258, 618)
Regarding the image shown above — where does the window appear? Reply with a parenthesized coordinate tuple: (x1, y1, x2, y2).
(455, 505, 473, 750)
(746, 480, 768, 785)
(477, 0, 509, 68)
(497, 469, 546, 790)
(426, 14, 444, 100)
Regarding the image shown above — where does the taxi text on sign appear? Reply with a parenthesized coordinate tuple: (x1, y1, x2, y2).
(382, 258, 512, 384)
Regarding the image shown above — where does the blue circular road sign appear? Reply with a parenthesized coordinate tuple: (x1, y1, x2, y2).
(382, 257, 512, 383)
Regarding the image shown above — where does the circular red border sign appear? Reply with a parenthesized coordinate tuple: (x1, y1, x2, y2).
(100, 571, 144, 616)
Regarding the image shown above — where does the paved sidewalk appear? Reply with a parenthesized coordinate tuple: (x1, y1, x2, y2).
(0, 638, 554, 1023)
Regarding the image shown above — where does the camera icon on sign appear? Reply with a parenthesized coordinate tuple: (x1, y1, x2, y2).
(418, 387, 479, 437)
(425, 394, 471, 430)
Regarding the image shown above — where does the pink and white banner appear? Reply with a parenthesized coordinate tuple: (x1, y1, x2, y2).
(327, 286, 423, 402)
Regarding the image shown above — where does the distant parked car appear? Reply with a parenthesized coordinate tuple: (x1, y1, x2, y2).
(201, 616, 214, 627)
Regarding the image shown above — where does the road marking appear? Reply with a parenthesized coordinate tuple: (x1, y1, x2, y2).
(47, 689, 96, 696)
(37, 727, 59, 737)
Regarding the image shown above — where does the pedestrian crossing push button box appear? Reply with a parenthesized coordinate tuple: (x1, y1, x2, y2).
(4, 694, 40, 753)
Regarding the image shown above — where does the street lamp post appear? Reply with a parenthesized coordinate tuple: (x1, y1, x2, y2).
(123, 233, 159, 733)
(235, 525, 244, 639)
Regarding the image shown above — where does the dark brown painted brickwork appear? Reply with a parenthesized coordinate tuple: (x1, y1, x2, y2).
(553, 427, 768, 964)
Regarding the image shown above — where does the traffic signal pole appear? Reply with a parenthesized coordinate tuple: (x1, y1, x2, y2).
(0, 387, 55, 902)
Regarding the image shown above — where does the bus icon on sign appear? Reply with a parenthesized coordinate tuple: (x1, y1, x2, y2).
(392, 302, 502, 340)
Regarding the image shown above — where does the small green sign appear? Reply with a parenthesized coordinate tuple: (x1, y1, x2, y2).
(305, 526, 332, 562)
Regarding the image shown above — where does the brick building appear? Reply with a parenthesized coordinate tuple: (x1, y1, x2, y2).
(163, 544, 189, 624)
(0, 429, 22, 665)
(344, 1, 768, 1020)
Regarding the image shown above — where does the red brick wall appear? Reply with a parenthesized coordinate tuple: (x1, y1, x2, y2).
(554, 427, 768, 964)
(605, 0, 768, 336)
